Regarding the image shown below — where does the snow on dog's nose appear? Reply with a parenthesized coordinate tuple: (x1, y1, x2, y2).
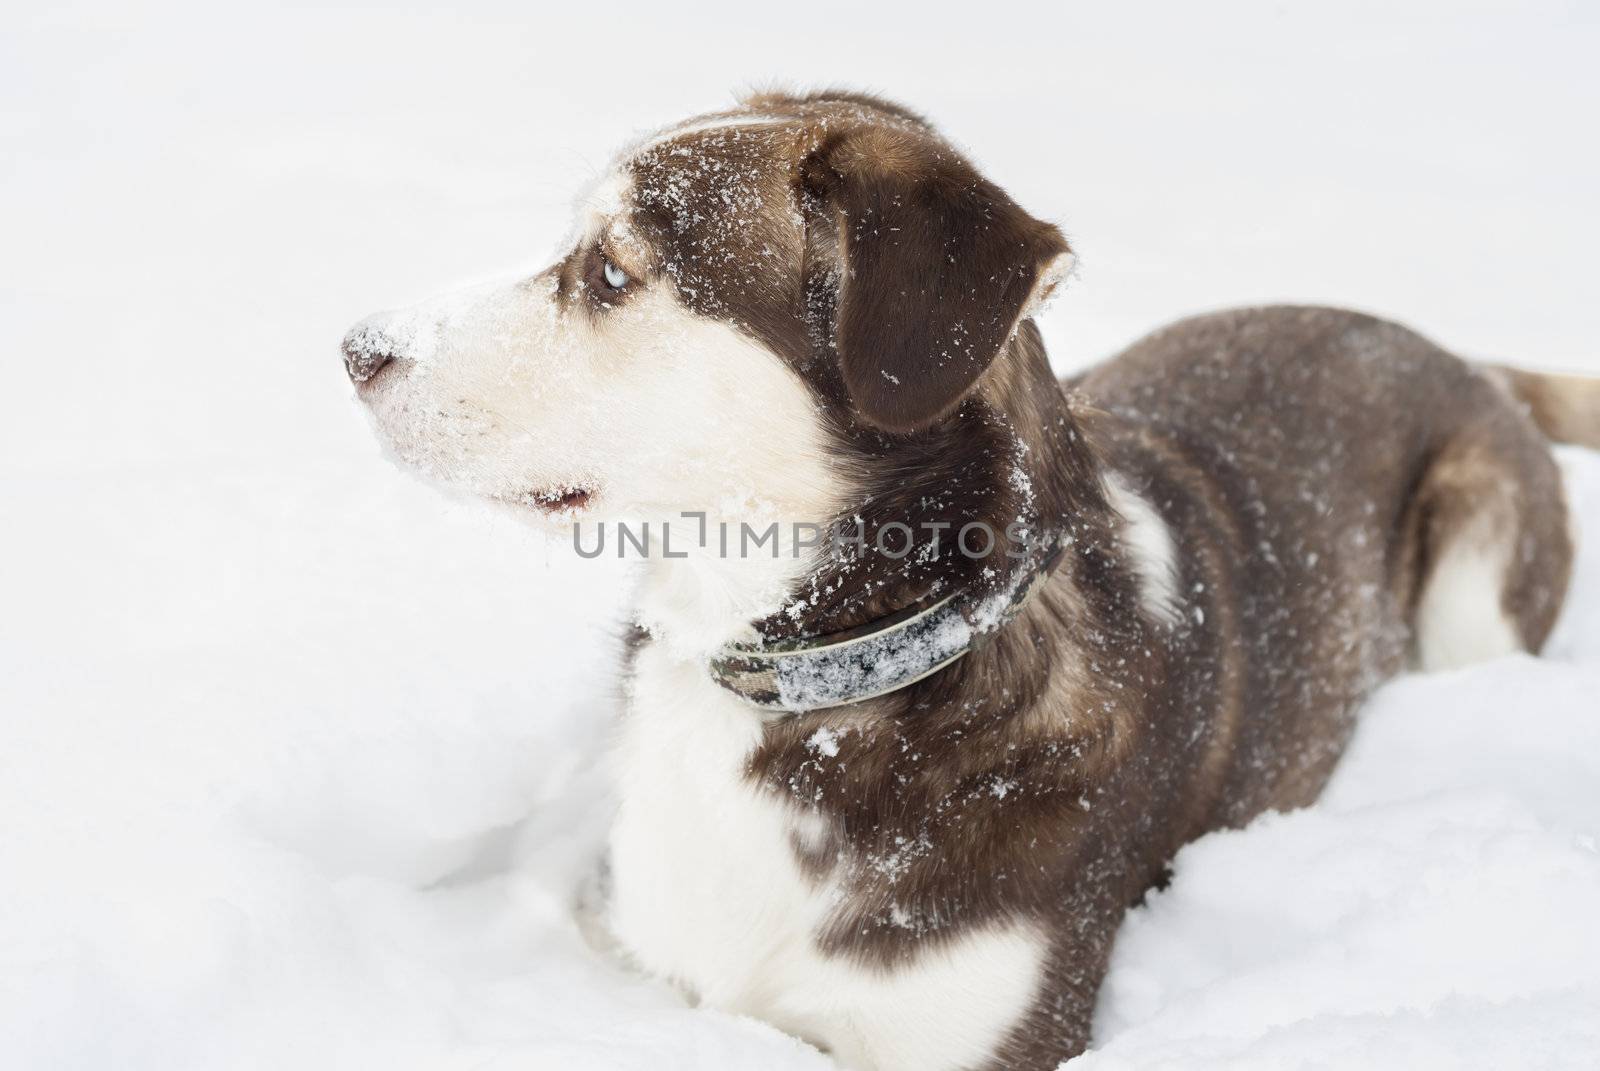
(340, 301, 450, 384)
(340, 321, 400, 383)
(341, 279, 512, 387)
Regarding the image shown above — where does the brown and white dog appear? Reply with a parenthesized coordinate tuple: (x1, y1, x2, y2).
(343, 92, 1600, 1069)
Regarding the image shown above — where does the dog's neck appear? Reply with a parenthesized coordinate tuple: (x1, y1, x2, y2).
(632, 324, 1105, 667)
(631, 523, 825, 659)
(772, 324, 1103, 637)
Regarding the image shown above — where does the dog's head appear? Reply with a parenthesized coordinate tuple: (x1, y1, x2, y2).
(345, 91, 1070, 541)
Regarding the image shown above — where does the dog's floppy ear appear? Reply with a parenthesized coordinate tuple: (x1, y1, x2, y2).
(802, 124, 1071, 433)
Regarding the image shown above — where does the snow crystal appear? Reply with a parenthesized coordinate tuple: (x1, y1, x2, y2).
(807, 726, 842, 757)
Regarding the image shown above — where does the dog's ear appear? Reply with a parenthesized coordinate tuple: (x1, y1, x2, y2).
(802, 124, 1071, 433)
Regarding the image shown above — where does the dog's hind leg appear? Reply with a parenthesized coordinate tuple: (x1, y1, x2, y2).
(1405, 394, 1573, 672)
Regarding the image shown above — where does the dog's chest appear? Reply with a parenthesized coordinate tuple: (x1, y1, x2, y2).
(608, 647, 830, 1016)
(606, 644, 1049, 1071)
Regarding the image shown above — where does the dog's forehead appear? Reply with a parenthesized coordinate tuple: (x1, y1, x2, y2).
(571, 111, 802, 264)
(566, 100, 932, 331)
(575, 112, 811, 321)
(578, 113, 788, 205)
(574, 99, 933, 246)
(570, 96, 937, 251)
(640, 110, 796, 148)
(624, 114, 802, 225)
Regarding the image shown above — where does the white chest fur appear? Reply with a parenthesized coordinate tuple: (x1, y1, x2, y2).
(607, 643, 1048, 1071)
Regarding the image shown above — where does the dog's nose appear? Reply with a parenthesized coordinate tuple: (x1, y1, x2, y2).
(341, 324, 399, 383)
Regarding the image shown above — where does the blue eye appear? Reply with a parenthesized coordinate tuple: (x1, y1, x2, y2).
(602, 258, 629, 290)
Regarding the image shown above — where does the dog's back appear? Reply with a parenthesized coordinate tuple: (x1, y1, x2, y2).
(1077, 304, 1575, 822)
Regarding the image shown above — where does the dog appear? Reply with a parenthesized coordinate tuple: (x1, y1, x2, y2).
(342, 91, 1599, 1069)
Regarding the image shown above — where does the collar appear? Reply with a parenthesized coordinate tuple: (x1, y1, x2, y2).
(708, 533, 1065, 713)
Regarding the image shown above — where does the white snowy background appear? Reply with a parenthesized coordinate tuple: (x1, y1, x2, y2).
(3, 2, 1599, 1068)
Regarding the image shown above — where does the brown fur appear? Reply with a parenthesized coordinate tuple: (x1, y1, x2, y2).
(612, 92, 1579, 1067)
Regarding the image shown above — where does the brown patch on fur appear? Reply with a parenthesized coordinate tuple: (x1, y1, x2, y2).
(1083, 416, 1251, 834)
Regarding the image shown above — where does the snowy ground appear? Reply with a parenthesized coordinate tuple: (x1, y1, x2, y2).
(3, 2, 1599, 1068)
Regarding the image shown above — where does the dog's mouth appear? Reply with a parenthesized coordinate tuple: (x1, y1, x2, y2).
(519, 486, 594, 516)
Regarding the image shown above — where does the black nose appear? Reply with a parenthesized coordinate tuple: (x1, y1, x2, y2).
(342, 325, 398, 383)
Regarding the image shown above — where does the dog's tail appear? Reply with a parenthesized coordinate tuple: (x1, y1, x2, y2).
(1491, 365, 1600, 449)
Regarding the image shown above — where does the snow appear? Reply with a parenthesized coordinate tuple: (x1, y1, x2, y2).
(2, 2, 1599, 1069)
